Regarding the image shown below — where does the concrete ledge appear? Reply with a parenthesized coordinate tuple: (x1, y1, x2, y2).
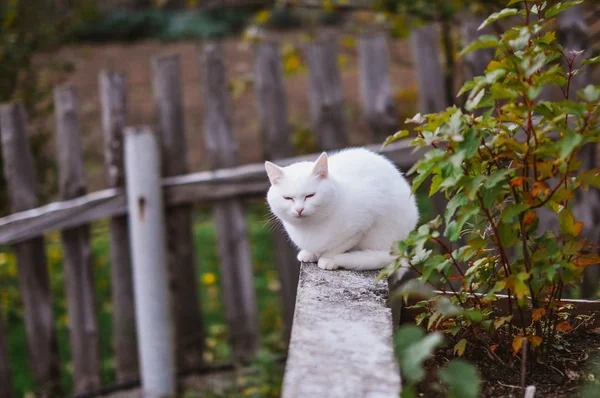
(282, 263, 401, 398)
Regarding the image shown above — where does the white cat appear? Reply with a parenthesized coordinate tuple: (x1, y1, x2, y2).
(265, 148, 419, 271)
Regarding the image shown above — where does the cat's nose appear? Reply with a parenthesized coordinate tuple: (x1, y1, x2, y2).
(295, 208, 304, 215)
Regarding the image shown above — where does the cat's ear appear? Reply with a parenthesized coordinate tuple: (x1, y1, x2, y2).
(312, 152, 328, 179)
(265, 161, 284, 185)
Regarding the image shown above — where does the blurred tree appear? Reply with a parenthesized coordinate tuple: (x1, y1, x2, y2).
(0, 0, 96, 214)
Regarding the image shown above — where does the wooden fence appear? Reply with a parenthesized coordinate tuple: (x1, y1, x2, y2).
(0, 8, 592, 396)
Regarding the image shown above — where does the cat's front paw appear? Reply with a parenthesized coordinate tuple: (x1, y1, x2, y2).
(297, 250, 318, 263)
(318, 257, 338, 270)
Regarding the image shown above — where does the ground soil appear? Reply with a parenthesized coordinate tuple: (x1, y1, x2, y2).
(417, 310, 600, 398)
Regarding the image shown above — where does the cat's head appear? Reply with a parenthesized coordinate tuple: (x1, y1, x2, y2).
(265, 152, 336, 224)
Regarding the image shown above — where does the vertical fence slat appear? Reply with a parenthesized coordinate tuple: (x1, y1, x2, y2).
(53, 85, 102, 393)
(124, 127, 175, 398)
(558, 5, 599, 297)
(254, 40, 300, 340)
(99, 71, 139, 382)
(200, 42, 259, 363)
(0, 308, 13, 398)
(358, 31, 399, 143)
(305, 37, 347, 150)
(152, 54, 205, 371)
(460, 15, 494, 84)
(0, 103, 62, 398)
(410, 24, 450, 114)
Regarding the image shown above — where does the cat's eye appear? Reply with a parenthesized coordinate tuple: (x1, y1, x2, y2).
(283, 196, 293, 201)
(305, 193, 316, 199)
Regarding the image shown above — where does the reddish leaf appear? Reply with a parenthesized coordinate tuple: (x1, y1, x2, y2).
(574, 253, 600, 267)
(532, 308, 546, 322)
(524, 211, 536, 225)
(490, 344, 498, 353)
(556, 322, 572, 332)
(510, 177, 525, 187)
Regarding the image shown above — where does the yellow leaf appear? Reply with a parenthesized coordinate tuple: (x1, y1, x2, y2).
(512, 335, 526, 356)
(528, 335, 543, 347)
(454, 338, 467, 357)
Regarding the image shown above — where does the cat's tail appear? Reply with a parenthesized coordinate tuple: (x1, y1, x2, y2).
(330, 250, 396, 271)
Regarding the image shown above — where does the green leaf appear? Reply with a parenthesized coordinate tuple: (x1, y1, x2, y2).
(446, 192, 469, 221)
(484, 169, 513, 189)
(460, 35, 501, 56)
(498, 221, 518, 247)
(582, 55, 600, 66)
(429, 174, 444, 197)
(559, 133, 583, 159)
(383, 129, 410, 147)
(445, 221, 460, 242)
(392, 279, 435, 301)
(544, 1, 583, 18)
(439, 360, 481, 398)
(478, 8, 518, 31)
(559, 208, 583, 237)
(578, 170, 600, 189)
(395, 326, 444, 384)
(501, 203, 529, 223)
(465, 88, 485, 111)
(458, 128, 479, 158)
(581, 85, 600, 103)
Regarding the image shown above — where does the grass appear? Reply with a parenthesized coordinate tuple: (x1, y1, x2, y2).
(1, 192, 433, 397)
(1, 200, 285, 397)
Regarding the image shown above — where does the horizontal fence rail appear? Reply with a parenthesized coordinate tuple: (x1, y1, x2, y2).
(0, 140, 419, 246)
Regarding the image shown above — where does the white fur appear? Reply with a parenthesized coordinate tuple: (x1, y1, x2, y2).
(265, 148, 419, 271)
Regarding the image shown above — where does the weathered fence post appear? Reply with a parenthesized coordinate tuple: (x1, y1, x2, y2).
(99, 70, 139, 382)
(124, 127, 175, 398)
(152, 54, 205, 371)
(557, 5, 599, 297)
(358, 31, 399, 143)
(0, 309, 13, 398)
(305, 37, 347, 150)
(282, 264, 401, 397)
(410, 24, 450, 114)
(0, 103, 62, 398)
(254, 40, 300, 340)
(200, 42, 259, 363)
(53, 85, 102, 393)
(461, 14, 494, 83)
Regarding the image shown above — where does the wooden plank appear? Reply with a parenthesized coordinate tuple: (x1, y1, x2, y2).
(0, 307, 13, 398)
(124, 127, 175, 398)
(460, 14, 494, 83)
(410, 24, 450, 114)
(305, 37, 347, 150)
(200, 42, 259, 363)
(358, 31, 399, 143)
(409, 24, 451, 235)
(0, 102, 62, 398)
(556, 5, 599, 298)
(282, 263, 401, 397)
(99, 70, 139, 382)
(53, 85, 102, 393)
(254, 40, 300, 341)
(0, 140, 421, 245)
(152, 54, 205, 371)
